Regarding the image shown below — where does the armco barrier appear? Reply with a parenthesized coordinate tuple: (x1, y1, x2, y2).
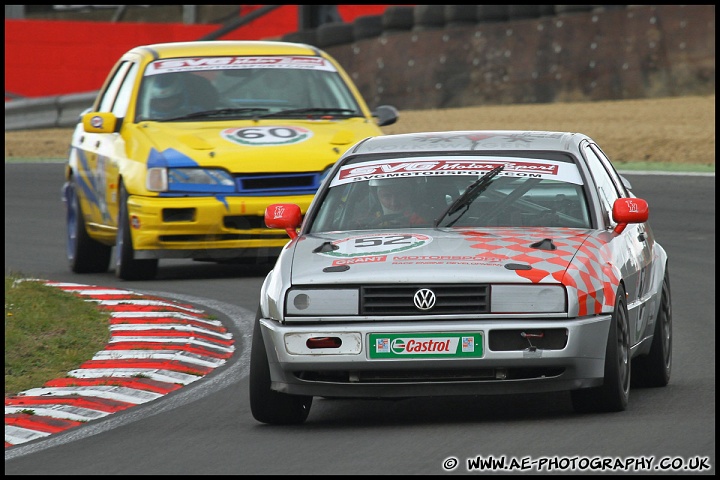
(5, 91, 97, 131)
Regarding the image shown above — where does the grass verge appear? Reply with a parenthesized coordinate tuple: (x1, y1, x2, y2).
(4, 272, 111, 397)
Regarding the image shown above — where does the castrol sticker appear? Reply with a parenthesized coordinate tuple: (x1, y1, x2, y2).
(221, 126, 313, 146)
(369, 332, 484, 359)
(318, 233, 432, 259)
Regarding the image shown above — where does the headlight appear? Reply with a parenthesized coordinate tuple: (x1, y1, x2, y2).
(146, 167, 236, 193)
(286, 288, 359, 316)
(491, 285, 566, 313)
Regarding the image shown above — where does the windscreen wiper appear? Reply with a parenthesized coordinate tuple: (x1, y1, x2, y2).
(160, 107, 270, 121)
(258, 107, 359, 119)
(433, 164, 505, 228)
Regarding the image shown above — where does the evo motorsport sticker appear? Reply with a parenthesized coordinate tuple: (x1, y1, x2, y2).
(317, 233, 432, 260)
(330, 157, 584, 187)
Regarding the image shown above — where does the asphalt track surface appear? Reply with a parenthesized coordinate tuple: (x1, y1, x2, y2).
(4, 162, 715, 474)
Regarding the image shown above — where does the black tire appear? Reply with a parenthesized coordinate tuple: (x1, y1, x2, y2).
(554, 5, 595, 16)
(353, 14, 383, 41)
(382, 5, 414, 32)
(66, 181, 111, 273)
(444, 5, 478, 28)
(631, 267, 672, 388)
(249, 308, 312, 425)
(315, 21, 355, 48)
(508, 5, 545, 21)
(115, 182, 158, 281)
(571, 284, 631, 413)
(475, 5, 510, 23)
(412, 5, 445, 31)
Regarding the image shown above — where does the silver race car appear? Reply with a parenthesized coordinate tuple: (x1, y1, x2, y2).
(250, 130, 672, 424)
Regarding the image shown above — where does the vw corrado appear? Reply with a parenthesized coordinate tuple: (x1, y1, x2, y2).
(250, 130, 672, 424)
(63, 40, 398, 280)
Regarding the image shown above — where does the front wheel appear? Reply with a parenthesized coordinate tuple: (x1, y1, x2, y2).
(115, 182, 158, 281)
(571, 284, 631, 413)
(66, 181, 111, 273)
(249, 308, 312, 425)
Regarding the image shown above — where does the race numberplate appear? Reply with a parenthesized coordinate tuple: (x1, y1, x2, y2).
(369, 332, 484, 359)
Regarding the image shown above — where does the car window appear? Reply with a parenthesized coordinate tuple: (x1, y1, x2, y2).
(135, 55, 361, 122)
(111, 62, 139, 118)
(308, 156, 592, 232)
(582, 144, 622, 227)
(588, 143, 630, 197)
(97, 60, 134, 113)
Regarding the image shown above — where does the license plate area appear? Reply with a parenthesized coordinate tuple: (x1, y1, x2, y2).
(369, 332, 484, 359)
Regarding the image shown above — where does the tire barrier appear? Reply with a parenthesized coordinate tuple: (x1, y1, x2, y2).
(382, 5, 415, 33)
(353, 14, 384, 41)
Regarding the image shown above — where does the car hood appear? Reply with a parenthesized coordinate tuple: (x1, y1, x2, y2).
(135, 118, 380, 173)
(287, 227, 609, 286)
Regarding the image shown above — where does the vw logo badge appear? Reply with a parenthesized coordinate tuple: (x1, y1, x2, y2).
(414, 288, 436, 310)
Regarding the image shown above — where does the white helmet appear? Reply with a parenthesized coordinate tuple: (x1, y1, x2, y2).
(150, 75, 183, 99)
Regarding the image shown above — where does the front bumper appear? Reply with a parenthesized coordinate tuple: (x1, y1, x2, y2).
(126, 194, 309, 259)
(259, 316, 612, 398)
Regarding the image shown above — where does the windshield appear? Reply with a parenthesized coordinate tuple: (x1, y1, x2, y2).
(309, 156, 592, 232)
(135, 55, 362, 122)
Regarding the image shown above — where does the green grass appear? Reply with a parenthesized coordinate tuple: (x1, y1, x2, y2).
(613, 161, 715, 173)
(4, 272, 111, 397)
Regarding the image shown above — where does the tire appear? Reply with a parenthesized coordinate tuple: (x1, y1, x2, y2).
(353, 14, 383, 41)
(115, 182, 158, 281)
(412, 5, 445, 31)
(476, 5, 510, 23)
(444, 5, 478, 28)
(571, 284, 631, 413)
(631, 267, 672, 388)
(315, 21, 355, 48)
(66, 181, 111, 273)
(382, 5, 414, 32)
(249, 308, 312, 425)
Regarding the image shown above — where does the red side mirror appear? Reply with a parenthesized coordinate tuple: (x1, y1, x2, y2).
(265, 203, 302, 239)
(612, 197, 649, 234)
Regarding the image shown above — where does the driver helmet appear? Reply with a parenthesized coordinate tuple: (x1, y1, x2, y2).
(147, 75, 185, 117)
(150, 75, 183, 100)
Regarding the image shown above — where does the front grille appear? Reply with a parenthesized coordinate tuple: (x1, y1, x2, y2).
(236, 172, 321, 195)
(223, 215, 266, 230)
(361, 284, 489, 315)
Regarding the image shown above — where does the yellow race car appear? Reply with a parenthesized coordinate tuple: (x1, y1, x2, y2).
(63, 40, 398, 280)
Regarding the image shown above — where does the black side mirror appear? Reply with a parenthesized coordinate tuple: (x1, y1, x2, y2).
(373, 105, 399, 127)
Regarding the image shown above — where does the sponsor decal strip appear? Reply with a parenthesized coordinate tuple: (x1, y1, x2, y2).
(369, 332, 484, 359)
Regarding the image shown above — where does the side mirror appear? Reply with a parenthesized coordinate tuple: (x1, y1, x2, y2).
(265, 203, 302, 239)
(372, 104, 399, 127)
(612, 197, 649, 234)
(82, 111, 118, 134)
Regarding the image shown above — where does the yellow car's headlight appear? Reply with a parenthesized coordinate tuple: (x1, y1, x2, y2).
(147, 167, 235, 193)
